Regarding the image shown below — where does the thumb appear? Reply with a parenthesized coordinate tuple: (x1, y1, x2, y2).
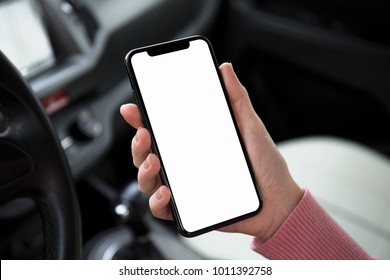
(219, 63, 268, 136)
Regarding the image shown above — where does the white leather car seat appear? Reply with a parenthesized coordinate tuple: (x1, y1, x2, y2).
(180, 136, 390, 259)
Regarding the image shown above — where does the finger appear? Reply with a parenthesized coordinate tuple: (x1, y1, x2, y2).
(138, 153, 162, 195)
(132, 127, 152, 168)
(120, 103, 144, 129)
(149, 185, 173, 220)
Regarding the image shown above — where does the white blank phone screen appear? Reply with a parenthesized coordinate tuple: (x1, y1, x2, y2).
(131, 38, 260, 233)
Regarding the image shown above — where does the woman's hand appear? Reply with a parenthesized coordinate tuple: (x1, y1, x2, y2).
(120, 63, 303, 241)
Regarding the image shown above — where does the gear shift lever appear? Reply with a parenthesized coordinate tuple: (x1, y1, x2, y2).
(113, 181, 149, 236)
(84, 176, 163, 259)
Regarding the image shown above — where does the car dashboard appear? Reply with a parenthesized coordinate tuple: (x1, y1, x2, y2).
(0, 0, 222, 259)
(1, 0, 221, 179)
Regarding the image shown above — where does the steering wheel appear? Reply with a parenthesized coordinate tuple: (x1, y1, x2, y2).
(0, 51, 81, 259)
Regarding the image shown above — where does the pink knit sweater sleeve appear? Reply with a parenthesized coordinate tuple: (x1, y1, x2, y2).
(251, 189, 373, 259)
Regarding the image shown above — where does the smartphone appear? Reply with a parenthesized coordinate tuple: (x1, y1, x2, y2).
(125, 35, 262, 237)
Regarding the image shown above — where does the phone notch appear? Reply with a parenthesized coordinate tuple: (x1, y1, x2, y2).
(146, 40, 190, 57)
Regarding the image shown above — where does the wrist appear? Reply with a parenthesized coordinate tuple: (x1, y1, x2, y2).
(258, 181, 304, 241)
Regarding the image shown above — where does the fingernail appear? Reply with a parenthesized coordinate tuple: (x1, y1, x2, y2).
(143, 155, 150, 169)
(120, 104, 128, 113)
(155, 187, 162, 200)
(134, 130, 139, 143)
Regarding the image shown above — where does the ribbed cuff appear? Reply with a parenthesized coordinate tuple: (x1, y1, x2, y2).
(251, 189, 373, 260)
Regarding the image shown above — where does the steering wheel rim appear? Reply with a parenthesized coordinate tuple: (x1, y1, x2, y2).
(0, 51, 81, 259)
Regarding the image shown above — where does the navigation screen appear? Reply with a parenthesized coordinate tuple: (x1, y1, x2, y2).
(0, 0, 55, 78)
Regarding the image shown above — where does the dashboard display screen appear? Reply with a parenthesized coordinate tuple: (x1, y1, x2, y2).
(0, 0, 55, 78)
